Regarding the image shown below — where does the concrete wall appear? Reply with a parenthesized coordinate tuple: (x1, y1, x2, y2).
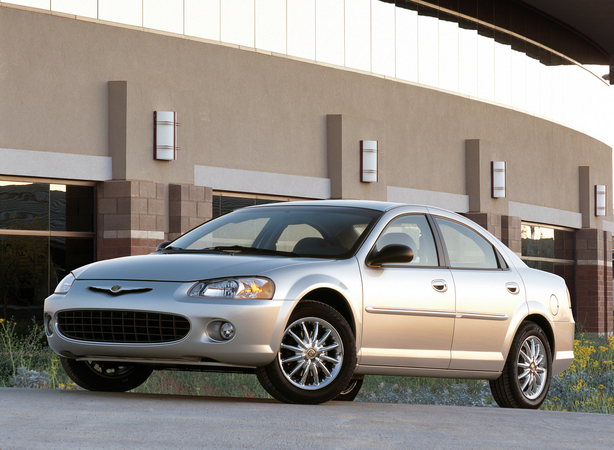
(0, 5, 611, 226)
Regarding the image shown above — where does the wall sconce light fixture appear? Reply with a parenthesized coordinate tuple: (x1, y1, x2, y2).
(154, 111, 178, 161)
(595, 185, 606, 216)
(491, 161, 506, 198)
(361, 140, 378, 183)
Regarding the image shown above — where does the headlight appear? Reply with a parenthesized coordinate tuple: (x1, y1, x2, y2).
(188, 277, 275, 299)
(55, 273, 76, 294)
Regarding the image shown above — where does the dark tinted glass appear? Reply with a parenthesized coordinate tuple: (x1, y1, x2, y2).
(0, 182, 49, 231)
(50, 237, 96, 287)
(521, 225, 574, 261)
(0, 235, 48, 321)
(50, 185, 95, 232)
(212, 195, 282, 218)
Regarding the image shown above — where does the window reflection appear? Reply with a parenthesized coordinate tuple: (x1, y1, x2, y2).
(417, 6, 439, 88)
(395, 5, 418, 83)
(212, 195, 282, 217)
(0, 182, 49, 231)
(315, 0, 344, 66)
(477, 29, 495, 102)
(371, 0, 395, 77)
(521, 223, 575, 318)
(438, 12, 459, 92)
(458, 19, 478, 97)
(0, 235, 48, 321)
(345, 0, 371, 72)
(0, 180, 96, 322)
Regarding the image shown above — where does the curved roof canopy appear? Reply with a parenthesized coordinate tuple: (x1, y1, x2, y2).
(522, 0, 614, 58)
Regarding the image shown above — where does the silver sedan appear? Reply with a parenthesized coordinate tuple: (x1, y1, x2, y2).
(44, 200, 574, 407)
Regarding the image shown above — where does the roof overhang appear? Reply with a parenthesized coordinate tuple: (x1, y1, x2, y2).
(521, 0, 614, 59)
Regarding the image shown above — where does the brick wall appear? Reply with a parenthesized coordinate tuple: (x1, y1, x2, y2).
(97, 180, 166, 260)
(168, 184, 212, 241)
(575, 228, 613, 334)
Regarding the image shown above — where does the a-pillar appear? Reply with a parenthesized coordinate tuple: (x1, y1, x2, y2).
(97, 180, 166, 260)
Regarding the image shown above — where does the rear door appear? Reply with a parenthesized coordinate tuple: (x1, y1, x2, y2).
(432, 216, 526, 372)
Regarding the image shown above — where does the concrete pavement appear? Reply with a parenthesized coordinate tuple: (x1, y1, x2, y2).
(1, 387, 613, 449)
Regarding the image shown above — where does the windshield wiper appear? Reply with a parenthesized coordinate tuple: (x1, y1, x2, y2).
(207, 245, 297, 256)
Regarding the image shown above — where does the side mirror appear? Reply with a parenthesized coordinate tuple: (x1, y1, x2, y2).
(366, 244, 414, 267)
(157, 241, 172, 250)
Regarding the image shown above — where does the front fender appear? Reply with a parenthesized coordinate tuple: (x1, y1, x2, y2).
(265, 258, 363, 355)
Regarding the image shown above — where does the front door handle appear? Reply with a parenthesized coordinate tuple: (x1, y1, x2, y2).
(432, 279, 448, 293)
(506, 282, 520, 295)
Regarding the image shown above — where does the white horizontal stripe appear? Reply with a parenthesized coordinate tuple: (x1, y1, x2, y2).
(508, 201, 582, 229)
(194, 165, 330, 199)
(387, 186, 469, 212)
(602, 220, 614, 234)
(0, 148, 112, 181)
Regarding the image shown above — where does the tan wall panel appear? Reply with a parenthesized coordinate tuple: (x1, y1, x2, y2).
(0, 6, 611, 218)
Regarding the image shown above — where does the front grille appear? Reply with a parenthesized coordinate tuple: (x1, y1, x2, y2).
(57, 310, 191, 344)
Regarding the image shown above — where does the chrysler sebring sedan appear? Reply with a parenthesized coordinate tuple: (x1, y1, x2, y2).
(45, 200, 574, 407)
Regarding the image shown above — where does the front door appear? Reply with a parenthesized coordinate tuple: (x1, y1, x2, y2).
(360, 214, 455, 369)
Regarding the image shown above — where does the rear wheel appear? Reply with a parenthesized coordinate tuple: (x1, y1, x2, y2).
(335, 376, 364, 401)
(256, 300, 356, 404)
(60, 357, 153, 392)
(489, 322, 552, 409)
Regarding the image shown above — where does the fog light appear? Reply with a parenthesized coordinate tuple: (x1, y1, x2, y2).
(206, 320, 237, 342)
(220, 322, 235, 340)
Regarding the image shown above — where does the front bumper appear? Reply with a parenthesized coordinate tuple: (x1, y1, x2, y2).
(44, 280, 295, 368)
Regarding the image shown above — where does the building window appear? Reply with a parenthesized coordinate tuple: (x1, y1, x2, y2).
(521, 222, 575, 314)
(212, 192, 309, 218)
(0, 178, 96, 322)
(521, 223, 575, 271)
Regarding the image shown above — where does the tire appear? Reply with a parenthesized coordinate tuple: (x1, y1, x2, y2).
(489, 322, 552, 409)
(60, 357, 153, 392)
(334, 376, 364, 401)
(255, 300, 357, 404)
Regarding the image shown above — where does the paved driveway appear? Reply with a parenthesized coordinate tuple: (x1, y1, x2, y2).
(1, 387, 613, 449)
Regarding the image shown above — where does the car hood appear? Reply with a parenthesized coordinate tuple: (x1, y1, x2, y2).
(73, 252, 322, 282)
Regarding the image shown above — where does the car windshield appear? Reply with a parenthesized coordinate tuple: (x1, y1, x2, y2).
(168, 205, 382, 258)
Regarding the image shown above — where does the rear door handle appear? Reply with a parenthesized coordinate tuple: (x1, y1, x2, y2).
(506, 282, 520, 295)
(432, 279, 448, 293)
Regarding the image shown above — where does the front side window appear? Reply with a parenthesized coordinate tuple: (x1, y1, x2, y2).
(374, 214, 439, 266)
(435, 217, 499, 269)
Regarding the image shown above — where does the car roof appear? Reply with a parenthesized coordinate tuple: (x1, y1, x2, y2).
(246, 199, 412, 212)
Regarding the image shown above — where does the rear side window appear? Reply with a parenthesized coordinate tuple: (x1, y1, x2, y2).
(435, 218, 499, 269)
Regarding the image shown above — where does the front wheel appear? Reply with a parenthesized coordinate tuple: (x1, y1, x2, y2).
(256, 300, 356, 404)
(489, 322, 552, 409)
(60, 357, 153, 392)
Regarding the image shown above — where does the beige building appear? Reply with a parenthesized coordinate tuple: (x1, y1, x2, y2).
(0, 0, 613, 333)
